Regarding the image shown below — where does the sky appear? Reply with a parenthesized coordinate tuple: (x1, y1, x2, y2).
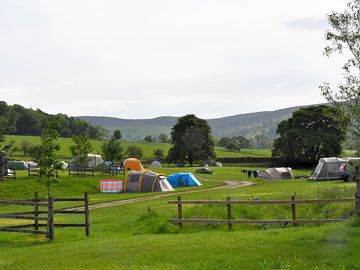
(0, 0, 349, 119)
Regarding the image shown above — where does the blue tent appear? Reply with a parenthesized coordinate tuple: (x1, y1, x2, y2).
(167, 172, 202, 187)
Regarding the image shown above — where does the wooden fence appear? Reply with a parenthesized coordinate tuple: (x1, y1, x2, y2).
(0, 192, 90, 240)
(68, 166, 95, 178)
(168, 195, 357, 230)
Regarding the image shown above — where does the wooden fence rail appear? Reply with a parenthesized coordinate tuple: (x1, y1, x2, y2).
(0, 192, 90, 240)
(168, 195, 358, 230)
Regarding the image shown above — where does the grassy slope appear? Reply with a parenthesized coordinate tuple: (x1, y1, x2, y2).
(4, 135, 272, 160)
(1, 166, 360, 269)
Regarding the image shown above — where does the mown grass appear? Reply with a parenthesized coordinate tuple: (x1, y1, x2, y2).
(1, 165, 360, 269)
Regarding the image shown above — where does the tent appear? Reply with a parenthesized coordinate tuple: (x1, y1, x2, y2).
(195, 167, 214, 174)
(258, 167, 294, 180)
(309, 157, 360, 180)
(167, 172, 202, 187)
(7, 160, 28, 170)
(150, 160, 162, 168)
(125, 170, 174, 192)
(124, 158, 143, 171)
(71, 154, 104, 169)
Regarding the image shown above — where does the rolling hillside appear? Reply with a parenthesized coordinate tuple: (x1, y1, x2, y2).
(79, 105, 307, 140)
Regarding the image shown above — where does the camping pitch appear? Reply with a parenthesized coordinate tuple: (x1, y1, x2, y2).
(70, 154, 104, 169)
(258, 167, 294, 180)
(309, 157, 360, 180)
(125, 170, 174, 192)
(124, 158, 143, 172)
(167, 172, 202, 187)
(149, 160, 162, 168)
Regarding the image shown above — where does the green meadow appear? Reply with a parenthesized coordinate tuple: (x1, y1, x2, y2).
(0, 165, 360, 269)
(4, 135, 272, 161)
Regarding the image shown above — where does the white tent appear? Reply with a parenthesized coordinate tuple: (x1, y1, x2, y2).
(258, 167, 294, 180)
(150, 160, 162, 168)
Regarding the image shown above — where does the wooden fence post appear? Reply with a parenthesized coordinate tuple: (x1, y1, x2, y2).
(47, 196, 54, 241)
(227, 196, 232, 231)
(84, 192, 90, 236)
(355, 166, 360, 218)
(291, 195, 297, 226)
(177, 196, 183, 230)
(34, 192, 39, 231)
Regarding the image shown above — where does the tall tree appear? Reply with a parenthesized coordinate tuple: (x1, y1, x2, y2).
(36, 118, 61, 196)
(320, 0, 360, 151)
(143, 135, 154, 143)
(272, 106, 346, 165)
(101, 139, 123, 162)
(112, 130, 122, 140)
(69, 135, 93, 168)
(153, 148, 165, 161)
(168, 114, 215, 166)
(126, 146, 143, 159)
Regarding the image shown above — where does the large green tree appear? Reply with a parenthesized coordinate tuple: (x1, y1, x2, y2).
(126, 146, 143, 159)
(272, 106, 347, 165)
(168, 114, 215, 166)
(101, 134, 123, 162)
(320, 0, 360, 151)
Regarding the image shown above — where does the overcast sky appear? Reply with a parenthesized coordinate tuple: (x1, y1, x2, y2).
(0, 0, 348, 119)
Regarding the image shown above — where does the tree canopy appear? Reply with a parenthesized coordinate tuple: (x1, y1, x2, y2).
(320, 0, 360, 151)
(168, 114, 215, 166)
(272, 106, 347, 165)
(0, 101, 107, 139)
(69, 135, 93, 168)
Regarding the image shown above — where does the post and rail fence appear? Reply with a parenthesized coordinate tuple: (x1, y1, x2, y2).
(169, 195, 358, 230)
(169, 166, 360, 230)
(0, 192, 90, 240)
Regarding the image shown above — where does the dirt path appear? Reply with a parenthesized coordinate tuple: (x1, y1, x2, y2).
(71, 180, 254, 211)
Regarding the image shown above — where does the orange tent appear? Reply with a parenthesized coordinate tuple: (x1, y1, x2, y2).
(123, 158, 143, 172)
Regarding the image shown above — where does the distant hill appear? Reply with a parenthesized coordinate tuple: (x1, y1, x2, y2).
(78, 105, 309, 140)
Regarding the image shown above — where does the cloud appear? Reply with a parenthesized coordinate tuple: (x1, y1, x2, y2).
(285, 17, 329, 32)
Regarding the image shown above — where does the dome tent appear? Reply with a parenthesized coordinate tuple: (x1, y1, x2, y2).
(124, 158, 143, 172)
(258, 167, 294, 180)
(70, 154, 103, 169)
(149, 160, 162, 168)
(167, 172, 202, 187)
(125, 170, 174, 192)
(309, 157, 360, 180)
(195, 167, 214, 174)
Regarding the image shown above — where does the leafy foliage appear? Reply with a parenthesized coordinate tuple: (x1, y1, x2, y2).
(153, 148, 165, 161)
(143, 135, 154, 143)
(69, 135, 93, 167)
(320, 0, 360, 151)
(126, 146, 143, 159)
(101, 139, 123, 162)
(36, 118, 61, 196)
(272, 106, 347, 165)
(0, 100, 107, 139)
(112, 130, 122, 140)
(168, 114, 215, 166)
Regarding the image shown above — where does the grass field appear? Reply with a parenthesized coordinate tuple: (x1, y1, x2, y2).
(1, 165, 360, 269)
(4, 135, 272, 161)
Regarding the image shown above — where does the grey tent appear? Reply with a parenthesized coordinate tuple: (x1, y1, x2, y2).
(125, 170, 174, 192)
(149, 161, 162, 168)
(258, 167, 294, 180)
(195, 167, 214, 174)
(70, 154, 104, 169)
(309, 157, 360, 180)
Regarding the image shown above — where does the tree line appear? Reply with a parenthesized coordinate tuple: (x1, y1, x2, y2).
(0, 101, 108, 139)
